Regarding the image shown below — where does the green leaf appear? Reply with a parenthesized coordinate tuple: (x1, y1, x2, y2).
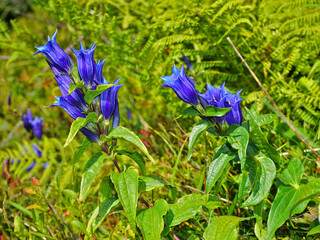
(79, 153, 108, 200)
(255, 114, 276, 127)
(5, 200, 32, 217)
(111, 169, 139, 232)
(108, 126, 155, 164)
(84, 84, 115, 104)
(116, 150, 146, 175)
(238, 157, 258, 203)
(280, 158, 304, 188)
(206, 144, 237, 193)
(246, 108, 280, 165)
(86, 196, 120, 233)
(73, 138, 92, 164)
(203, 216, 241, 240)
(308, 225, 320, 236)
(180, 106, 201, 118)
(187, 120, 211, 161)
(164, 194, 206, 227)
(99, 176, 114, 202)
(227, 125, 249, 169)
(137, 199, 169, 240)
(64, 112, 98, 148)
(290, 179, 320, 217)
(241, 146, 276, 207)
(203, 105, 231, 117)
(266, 185, 303, 239)
(139, 175, 168, 192)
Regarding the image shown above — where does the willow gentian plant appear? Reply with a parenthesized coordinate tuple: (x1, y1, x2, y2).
(35, 31, 155, 237)
(161, 63, 280, 209)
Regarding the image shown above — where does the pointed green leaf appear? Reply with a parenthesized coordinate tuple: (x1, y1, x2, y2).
(108, 126, 155, 163)
(187, 120, 211, 161)
(84, 84, 115, 104)
(164, 194, 206, 227)
(99, 176, 114, 202)
(111, 169, 139, 232)
(64, 112, 98, 148)
(137, 199, 169, 240)
(139, 175, 168, 192)
(227, 125, 249, 169)
(290, 179, 320, 217)
(280, 158, 304, 188)
(206, 144, 237, 193)
(203, 216, 241, 240)
(79, 153, 108, 200)
(266, 185, 303, 239)
(203, 105, 231, 117)
(241, 147, 276, 207)
(180, 106, 201, 118)
(117, 150, 146, 175)
(246, 108, 280, 165)
(86, 196, 120, 233)
(74, 138, 92, 164)
(238, 157, 258, 204)
(255, 114, 276, 127)
(308, 225, 320, 236)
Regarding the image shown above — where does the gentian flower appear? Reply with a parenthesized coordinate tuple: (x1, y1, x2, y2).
(26, 161, 37, 172)
(32, 144, 42, 157)
(35, 30, 73, 74)
(31, 117, 43, 140)
(199, 83, 243, 126)
(225, 91, 243, 125)
(71, 43, 96, 88)
(100, 78, 123, 123)
(8, 92, 11, 106)
(161, 64, 198, 105)
(47, 60, 73, 96)
(42, 162, 49, 168)
(22, 109, 33, 132)
(126, 107, 132, 121)
(182, 53, 194, 71)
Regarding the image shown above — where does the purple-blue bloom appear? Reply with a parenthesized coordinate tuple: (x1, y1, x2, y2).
(26, 161, 37, 172)
(42, 162, 49, 168)
(72, 43, 96, 88)
(35, 30, 73, 74)
(31, 117, 43, 140)
(22, 109, 33, 132)
(199, 83, 243, 126)
(47, 60, 73, 96)
(100, 78, 122, 123)
(8, 92, 11, 106)
(32, 144, 42, 157)
(161, 64, 198, 105)
(182, 53, 194, 71)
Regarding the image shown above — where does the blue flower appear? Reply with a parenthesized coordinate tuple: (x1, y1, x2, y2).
(47, 60, 73, 96)
(42, 162, 49, 168)
(22, 109, 33, 132)
(32, 144, 42, 157)
(225, 90, 243, 125)
(100, 78, 123, 128)
(26, 161, 37, 172)
(35, 30, 73, 74)
(50, 89, 87, 119)
(8, 92, 11, 106)
(181, 53, 194, 71)
(80, 128, 101, 143)
(71, 43, 96, 88)
(31, 117, 43, 140)
(199, 82, 243, 126)
(161, 64, 198, 105)
(126, 107, 132, 121)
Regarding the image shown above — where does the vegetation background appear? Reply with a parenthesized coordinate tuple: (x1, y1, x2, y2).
(1, 0, 320, 239)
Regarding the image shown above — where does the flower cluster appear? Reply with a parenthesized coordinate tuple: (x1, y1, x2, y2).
(161, 64, 243, 126)
(22, 109, 43, 140)
(35, 31, 122, 143)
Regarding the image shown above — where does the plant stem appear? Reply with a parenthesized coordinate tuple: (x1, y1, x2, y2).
(140, 197, 151, 208)
(112, 156, 122, 173)
(227, 37, 320, 161)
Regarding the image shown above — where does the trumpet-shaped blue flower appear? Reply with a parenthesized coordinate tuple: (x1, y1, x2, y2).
(35, 31, 73, 74)
(47, 60, 72, 96)
(32, 144, 42, 157)
(31, 117, 43, 140)
(100, 78, 123, 127)
(199, 82, 243, 126)
(72, 43, 96, 88)
(22, 109, 33, 132)
(26, 161, 37, 172)
(161, 64, 198, 105)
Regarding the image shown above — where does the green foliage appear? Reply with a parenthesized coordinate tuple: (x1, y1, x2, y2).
(1, 0, 320, 239)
